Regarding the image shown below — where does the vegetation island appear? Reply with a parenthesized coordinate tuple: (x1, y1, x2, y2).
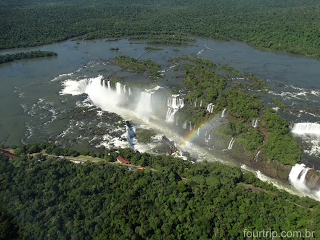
(0, 51, 57, 64)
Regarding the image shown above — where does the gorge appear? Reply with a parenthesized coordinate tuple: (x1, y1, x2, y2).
(60, 73, 320, 201)
(0, 37, 320, 202)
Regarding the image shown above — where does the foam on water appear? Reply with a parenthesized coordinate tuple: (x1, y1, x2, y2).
(197, 49, 205, 58)
(51, 73, 73, 81)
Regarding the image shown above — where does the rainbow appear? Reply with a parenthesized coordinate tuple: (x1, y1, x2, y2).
(178, 116, 220, 150)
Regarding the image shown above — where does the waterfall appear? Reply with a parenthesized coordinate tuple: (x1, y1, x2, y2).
(252, 119, 258, 128)
(197, 128, 200, 136)
(289, 164, 311, 191)
(288, 164, 320, 200)
(135, 91, 153, 117)
(176, 116, 179, 126)
(200, 101, 202, 107)
(61, 76, 129, 112)
(253, 150, 261, 162)
(207, 103, 214, 113)
(189, 121, 192, 131)
(194, 99, 197, 107)
(165, 96, 184, 123)
(116, 82, 122, 94)
(228, 137, 235, 150)
(166, 108, 174, 123)
(129, 87, 132, 96)
(221, 108, 226, 118)
(123, 85, 126, 94)
(182, 121, 187, 129)
(291, 123, 320, 135)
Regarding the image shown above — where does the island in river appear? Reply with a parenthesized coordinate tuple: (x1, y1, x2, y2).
(0, 36, 320, 202)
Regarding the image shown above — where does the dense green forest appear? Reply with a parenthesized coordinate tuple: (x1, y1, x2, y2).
(1, 0, 320, 57)
(0, 144, 319, 239)
(0, 204, 24, 240)
(0, 51, 57, 64)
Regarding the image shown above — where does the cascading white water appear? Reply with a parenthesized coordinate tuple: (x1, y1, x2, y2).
(252, 119, 258, 128)
(194, 99, 197, 107)
(116, 82, 122, 95)
(200, 101, 202, 107)
(166, 108, 174, 122)
(63, 76, 155, 118)
(61, 76, 126, 112)
(288, 164, 320, 200)
(189, 121, 192, 131)
(221, 108, 226, 118)
(123, 85, 126, 94)
(182, 121, 187, 129)
(207, 103, 214, 113)
(129, 87, 132, 95)
(291, 123, 320, 157)
(228, 137, 235, 150)
(165, 96, 184, 123)
(135, 91, 153, 117)
(197, 128, 200, 136)
(291, 123, 320, 135)
(253, 150, 260, 162)
(61, 78, 88, 95)
(176, 116, 179, 126)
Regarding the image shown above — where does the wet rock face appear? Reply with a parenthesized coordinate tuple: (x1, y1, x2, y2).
(305, 169, 320, 190)
(238, 156, 291, 181)
(224, 141, 292, 180)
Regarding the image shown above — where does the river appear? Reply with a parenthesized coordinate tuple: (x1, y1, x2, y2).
(0, 36, 319, 200)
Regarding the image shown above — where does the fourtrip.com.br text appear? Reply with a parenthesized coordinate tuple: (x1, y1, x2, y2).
(243, 229, 316, 239)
